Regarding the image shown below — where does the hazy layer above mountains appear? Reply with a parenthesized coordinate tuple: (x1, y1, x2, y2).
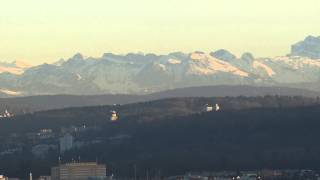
(0, 36, 320, 97)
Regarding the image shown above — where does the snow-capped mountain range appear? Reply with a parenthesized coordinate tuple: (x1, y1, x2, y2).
(1, 36, 320, 97)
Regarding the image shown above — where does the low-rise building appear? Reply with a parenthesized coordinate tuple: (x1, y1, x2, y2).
(38, 176, 51, 180)
(51, 162, 106, 180)
(37, 129, 54, 139)
(0, 175, 8, 180)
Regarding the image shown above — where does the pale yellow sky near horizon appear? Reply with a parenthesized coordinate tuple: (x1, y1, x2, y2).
(0, 0, 319, 65)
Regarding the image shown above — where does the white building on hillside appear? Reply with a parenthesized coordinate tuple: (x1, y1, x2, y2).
(110, 111, 118, 121)
(204, 103, 220, 112)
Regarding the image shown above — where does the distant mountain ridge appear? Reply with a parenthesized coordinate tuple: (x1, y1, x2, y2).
(0, 85, 319, 115)
(0, 36, 320, 96)
(291, 35, 320, 59)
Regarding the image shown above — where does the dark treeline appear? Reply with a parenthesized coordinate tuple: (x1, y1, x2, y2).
(1, 96, 320, 178)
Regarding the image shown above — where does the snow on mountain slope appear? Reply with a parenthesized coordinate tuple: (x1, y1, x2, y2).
(257, 56, 320, 83)
(188, 52, 249, 77)
(1, 52, 319, 95)
(272, 56, 320, 69)
(210, 49, 237, 62)
(211, 50, 320, 84)
(2, 52, 320, 95)
(75, 73, 82, 80)
(82, 59, 143, 93)
(0, 88, 22, 96)
(134, 51, 253, 91)
(168, 59, 182, 65)
(0, 36, 320, 96)
(252, 61, 275, 77)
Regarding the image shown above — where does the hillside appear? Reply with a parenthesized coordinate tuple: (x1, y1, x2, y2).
(1, 85, 319, 115)
(1, 97, 320, 177)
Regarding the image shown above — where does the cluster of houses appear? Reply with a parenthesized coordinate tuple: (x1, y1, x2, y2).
(0, 109, 13, 118)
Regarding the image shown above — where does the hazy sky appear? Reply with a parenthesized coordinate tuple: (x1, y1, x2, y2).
(0, 0, 319, 65)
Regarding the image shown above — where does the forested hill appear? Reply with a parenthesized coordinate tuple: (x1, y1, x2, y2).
(2, 96, 320, 134)
(1, 96, 320, 177)
(1, 85, 319, 116)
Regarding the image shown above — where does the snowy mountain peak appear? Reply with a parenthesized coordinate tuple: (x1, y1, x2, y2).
(102, 53, 114, 58)
(53, 59, 66, 66)
(241, 52, 255, 62)
(72, 53, 84, 60)
(187, 52, 249, 77)
(1, 36, 320, 96)
(210, 49, 237, 61)
(62, 53, 87, 67)
(168, 52, 188, 58)
(305, 35, 320, 42)
(190, 51, 207, 61)
(291, 35, 320, 59)
(252, 61, 275, 77)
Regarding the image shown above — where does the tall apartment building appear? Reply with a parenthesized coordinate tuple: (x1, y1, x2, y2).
(51, 162, 106, 180)
(59, 134, 73, 153)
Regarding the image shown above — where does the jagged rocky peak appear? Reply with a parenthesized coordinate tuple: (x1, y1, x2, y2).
(241, 52, 255, 63)
(291, 35, 320, 59)
(168, 52, 188, 59)
(305, 35, 320, 42)
(102, 52, 116, 58)
(62, 53, 86, 67)
(71, 53, 84, 60)
(210, 49, 237, 61)
(125, 52, 156, 61)
(190, 51, 207, 60)
(53, 58, 65, 66)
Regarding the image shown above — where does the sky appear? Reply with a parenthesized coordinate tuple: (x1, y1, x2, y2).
(0, 0, 319, 65)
